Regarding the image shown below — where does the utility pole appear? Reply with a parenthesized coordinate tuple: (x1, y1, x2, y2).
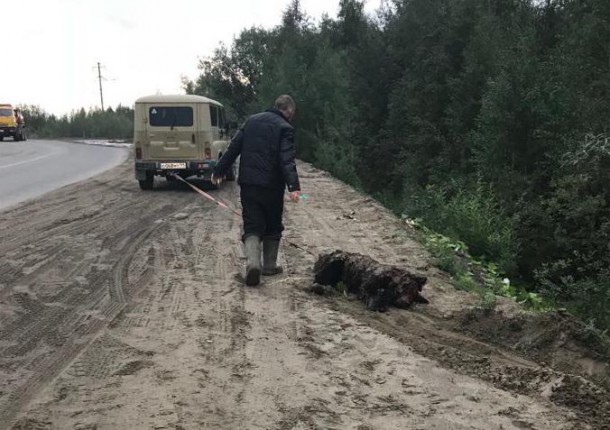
(97, 62, 105, 111)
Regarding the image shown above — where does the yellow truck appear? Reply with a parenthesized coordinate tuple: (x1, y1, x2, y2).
(0, 104, 26, 141)
(133, 94, 234, 190)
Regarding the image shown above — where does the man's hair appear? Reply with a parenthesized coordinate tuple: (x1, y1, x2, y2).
(274, 95, 296, 112)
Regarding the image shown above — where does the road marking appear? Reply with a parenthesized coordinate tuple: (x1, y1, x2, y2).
(0, 151, 58, 170)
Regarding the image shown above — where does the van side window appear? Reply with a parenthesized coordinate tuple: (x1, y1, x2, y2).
(210, 105, 218, 127)
(149, 106, 193, 127)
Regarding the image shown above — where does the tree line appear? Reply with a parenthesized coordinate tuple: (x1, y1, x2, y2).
(19, 105, 133, 140)
(185, 0, 610, 330)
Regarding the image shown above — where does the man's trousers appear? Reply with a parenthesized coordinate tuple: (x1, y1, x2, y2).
(240, 184, 284, 241)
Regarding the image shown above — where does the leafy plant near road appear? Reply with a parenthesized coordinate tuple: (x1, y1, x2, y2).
(414, 219, 548, 312)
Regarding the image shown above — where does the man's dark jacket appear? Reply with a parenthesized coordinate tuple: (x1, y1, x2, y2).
(213, 108, 300, 192)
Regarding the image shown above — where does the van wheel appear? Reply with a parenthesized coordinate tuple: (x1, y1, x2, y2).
(139, 172, 154, 190)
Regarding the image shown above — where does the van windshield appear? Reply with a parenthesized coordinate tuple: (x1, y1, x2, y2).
(0, 109, 13, 117)
(149, 106, 193, 127)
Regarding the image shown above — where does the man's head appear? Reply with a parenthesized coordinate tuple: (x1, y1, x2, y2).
(274, 95, 296, 122)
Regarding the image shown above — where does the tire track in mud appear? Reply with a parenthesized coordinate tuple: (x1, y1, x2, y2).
(0, 222, 166, 428)
(0, 162, 185, 429)
(49, 186, 249, 430)
(108, 222, 165, 304)
(0, 200, 134, 256)
(0, 201, 138, 305)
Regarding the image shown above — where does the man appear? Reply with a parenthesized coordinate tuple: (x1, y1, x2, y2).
(212, 95, 301, 286)
(13, 108, 25, 141)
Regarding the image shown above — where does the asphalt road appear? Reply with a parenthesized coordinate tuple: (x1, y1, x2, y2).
(0, 139, 128, 211)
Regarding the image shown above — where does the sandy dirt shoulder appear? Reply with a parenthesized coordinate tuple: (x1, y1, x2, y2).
(0, 160, 607, 429)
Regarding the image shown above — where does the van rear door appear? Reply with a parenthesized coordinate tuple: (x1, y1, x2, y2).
(146, 104, 201, 160)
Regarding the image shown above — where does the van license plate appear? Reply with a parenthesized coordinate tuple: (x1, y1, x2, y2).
(160, 163, 186, 169)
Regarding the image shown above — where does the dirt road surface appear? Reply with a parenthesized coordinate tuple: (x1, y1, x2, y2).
(0, 159, 607, 429)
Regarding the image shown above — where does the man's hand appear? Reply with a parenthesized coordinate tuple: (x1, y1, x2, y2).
(288, 191, 301, 203)
(211, 173, 223, 185)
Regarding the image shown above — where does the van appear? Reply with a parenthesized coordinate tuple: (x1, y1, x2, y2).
(133, 94, 234, 190)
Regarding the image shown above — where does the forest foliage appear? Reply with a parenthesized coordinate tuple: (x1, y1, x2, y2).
(18, 105, 133, 140)
(184, 0, 610, 330)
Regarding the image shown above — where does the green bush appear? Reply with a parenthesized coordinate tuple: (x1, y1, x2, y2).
(406, 181, 517, 275)
(538, 267, 610, 332)
(420, 229, 467, 276)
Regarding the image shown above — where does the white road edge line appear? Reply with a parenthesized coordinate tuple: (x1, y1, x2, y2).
(0, 151, 58, 170)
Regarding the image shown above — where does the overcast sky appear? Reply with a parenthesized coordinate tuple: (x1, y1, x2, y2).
(6, 0, 381, 115)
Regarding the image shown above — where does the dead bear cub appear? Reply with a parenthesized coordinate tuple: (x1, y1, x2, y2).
(313, 250, 428, 312)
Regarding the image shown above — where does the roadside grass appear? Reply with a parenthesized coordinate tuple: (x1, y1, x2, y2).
(406, 217, 549, 313)
(406, 217, 610, 363)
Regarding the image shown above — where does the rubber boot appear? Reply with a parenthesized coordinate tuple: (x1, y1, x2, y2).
(262, 239, 283, 276)
(244, 236, 262, 286)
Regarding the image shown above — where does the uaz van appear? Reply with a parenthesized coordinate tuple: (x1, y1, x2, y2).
(133, 94, 234, 190)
